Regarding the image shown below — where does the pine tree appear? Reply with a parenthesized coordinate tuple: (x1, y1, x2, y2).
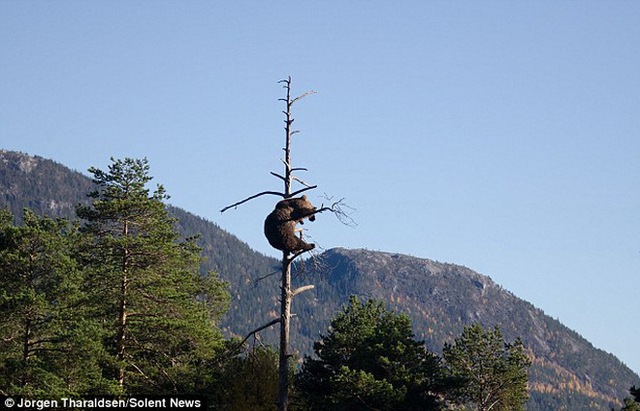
(76, 157, 229, 394)
(297, 295, 448, 410)
(619, 397, 640, 411)
(615, 386, 640, 411)
(443, 323, 531, 411)
(0, 208, 105, 396)
(215, 346, 280, 411)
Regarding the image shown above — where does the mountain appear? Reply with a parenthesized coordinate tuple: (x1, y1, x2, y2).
(0, 149, 637, 410)
(0, 150, 95, 222)
(302, 248, 638, 410)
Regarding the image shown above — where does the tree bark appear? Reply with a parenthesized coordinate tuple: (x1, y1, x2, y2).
(277, 76, 295, 411)
(21, 317, 31, 387)
(116, 220, 129, 390)
(278, 254, 292, 411)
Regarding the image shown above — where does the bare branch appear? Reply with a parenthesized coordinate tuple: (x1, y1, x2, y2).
(221, 186, 321, 213)
(289, 245, 338, 283)
(286, 248, 311, 264)
(220, 190, 285, 213)
(290, 185, 317, 197)
(293, 176, 313, 188)
(292, 90, 318, 105)
(129, 362, 161, 388)
(253, 269, 280, 286)
(319, 195, 357, 227)
(291, 284, 314, 298)
(291, 167, 308, 172)
(252, 334, 268, 350)
(295, 205, 331, 220)
(236, 318, 281, 348)
(307, 248, 332, 274)
(270, 171, 286, 182)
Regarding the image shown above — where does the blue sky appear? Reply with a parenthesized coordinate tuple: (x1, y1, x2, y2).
(2, 2, 639, 375)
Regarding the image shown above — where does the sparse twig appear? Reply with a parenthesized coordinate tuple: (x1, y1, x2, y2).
(321, 195, 357, 227)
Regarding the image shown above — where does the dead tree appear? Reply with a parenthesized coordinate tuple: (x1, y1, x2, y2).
(221, 77, 343, 411)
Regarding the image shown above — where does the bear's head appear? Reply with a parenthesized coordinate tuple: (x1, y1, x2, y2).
(289, 195, 316, 222)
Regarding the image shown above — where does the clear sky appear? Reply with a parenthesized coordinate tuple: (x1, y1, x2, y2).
(2, 2, 639, 375)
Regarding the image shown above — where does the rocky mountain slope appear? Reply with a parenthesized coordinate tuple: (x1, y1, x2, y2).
(1, 149, 637, 410)
(302, 248, 637, 410)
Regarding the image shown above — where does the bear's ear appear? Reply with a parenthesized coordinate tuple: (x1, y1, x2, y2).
(300, 195, 307, 200)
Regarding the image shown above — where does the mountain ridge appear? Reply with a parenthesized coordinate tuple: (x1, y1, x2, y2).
(0, 149, 637, 410)
(305, 247, 635, 408)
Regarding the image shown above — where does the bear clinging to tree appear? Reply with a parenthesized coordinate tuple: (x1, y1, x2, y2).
(264, 195, 316, 253)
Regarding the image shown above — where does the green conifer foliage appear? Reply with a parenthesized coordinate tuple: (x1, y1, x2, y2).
(615, 386, 640, 411)
(215, 346, 280, 411)
(297, 295, 448, 410)
(76, 157, 229, 394)
(443, 323, 531, 411)
(0, 208, 105, 396)
(619, 397, 640, 411)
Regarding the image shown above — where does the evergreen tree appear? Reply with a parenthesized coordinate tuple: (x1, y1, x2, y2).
(614, 386, 640, 411)
(297, 295, 448, 410)
(443, 323, 531, 411)
(76, 157, 229, 394)
(214, 346, 280, 411)
(0, 208, 106, 396)
(619, 397, 640, 411)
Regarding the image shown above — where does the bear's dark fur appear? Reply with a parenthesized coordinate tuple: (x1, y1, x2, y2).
(264, 195, 316, 253)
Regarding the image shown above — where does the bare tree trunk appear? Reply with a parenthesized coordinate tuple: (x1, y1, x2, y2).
(116, 220, 129, 391)
(21, 317, 31, 387)
(278, 77, 295, 411)
(278, 254, 292, 411)
(116, 271, 128, 390)
(221, 77, 324, 411)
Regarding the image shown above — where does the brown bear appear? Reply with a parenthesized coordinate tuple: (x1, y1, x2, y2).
(264, 195, 316, 253)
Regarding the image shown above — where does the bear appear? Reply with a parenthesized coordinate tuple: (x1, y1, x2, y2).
(264, 195, 317, 253)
